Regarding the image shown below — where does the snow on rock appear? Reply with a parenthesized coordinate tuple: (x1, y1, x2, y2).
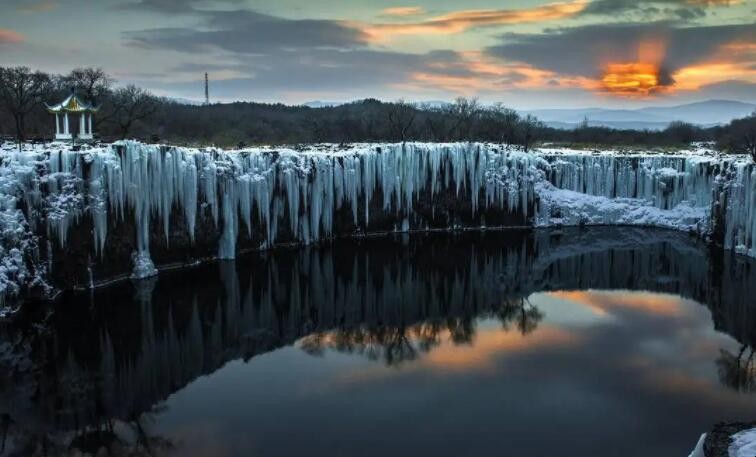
(687, 433, 706, 457)
(535, 184, 709, 233)
(0, 140, 754, 308)
(729, 428, 756, 457)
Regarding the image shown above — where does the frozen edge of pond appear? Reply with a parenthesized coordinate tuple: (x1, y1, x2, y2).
(0, 141, 754, 307)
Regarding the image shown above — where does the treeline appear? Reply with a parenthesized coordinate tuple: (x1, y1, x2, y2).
(0, 66, 754, 159)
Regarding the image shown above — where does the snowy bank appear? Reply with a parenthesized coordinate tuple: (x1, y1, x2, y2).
(0, 141, 754, 307)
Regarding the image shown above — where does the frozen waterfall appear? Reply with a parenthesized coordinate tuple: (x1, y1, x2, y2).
(0, 141, 754, 304)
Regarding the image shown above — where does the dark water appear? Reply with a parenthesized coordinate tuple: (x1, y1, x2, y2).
(2, 228, 756, 457)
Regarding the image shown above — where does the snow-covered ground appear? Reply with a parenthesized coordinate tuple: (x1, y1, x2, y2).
(0, 141, 754, 307)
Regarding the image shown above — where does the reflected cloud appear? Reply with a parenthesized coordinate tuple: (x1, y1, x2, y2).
(1, 228, 755, 453)
(548, 290, 683, 317)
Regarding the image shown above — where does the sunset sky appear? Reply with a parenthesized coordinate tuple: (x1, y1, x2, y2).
(1, 0, 754, 108)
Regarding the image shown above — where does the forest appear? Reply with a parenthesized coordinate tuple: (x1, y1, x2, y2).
(1, 66, 754, 158)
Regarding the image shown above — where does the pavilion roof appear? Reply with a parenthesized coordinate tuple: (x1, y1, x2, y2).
(45, 91, 99, 114)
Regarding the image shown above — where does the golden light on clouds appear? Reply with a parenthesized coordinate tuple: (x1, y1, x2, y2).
(598, 38, 672, 97)
(0, 29, 24, 44)
(358, 0, 588, 43)
(381, 6, 426, 17)
(398, 51, 597, 96)
(673, 62, 756, 90)
(669, 39, 756, 91)
(600, 63, 669, 97)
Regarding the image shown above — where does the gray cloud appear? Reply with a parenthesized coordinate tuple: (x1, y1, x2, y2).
(166, 49, 479, 93)
(124, 8, 487, 96)
(124, 10, 367, 52)
(118, 0, 242, 13)
(486, 22, 755, 79)
(581, 0, 729, 17)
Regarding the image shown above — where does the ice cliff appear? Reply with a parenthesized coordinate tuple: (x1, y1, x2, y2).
(0, 141, 753, 306)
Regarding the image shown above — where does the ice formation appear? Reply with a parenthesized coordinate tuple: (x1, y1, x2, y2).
(0, 141, 754, 305)
(729, 428, 756, 457)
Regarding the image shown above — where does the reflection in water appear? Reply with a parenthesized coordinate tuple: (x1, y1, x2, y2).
(0, 228, 755, 456)
(717, 346, 756, 393)
(299, 298, 544, 366)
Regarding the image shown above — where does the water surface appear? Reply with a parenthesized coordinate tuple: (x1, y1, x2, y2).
(2, 228, 755, 456)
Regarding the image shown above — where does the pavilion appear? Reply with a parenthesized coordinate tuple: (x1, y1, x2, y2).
(45, 89, 99, 142)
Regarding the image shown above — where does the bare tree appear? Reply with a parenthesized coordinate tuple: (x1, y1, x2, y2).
(421, 103, 454, 142)
(447, 97, 481, 140)
(486, 103, 520, 145)
(723, 111, 756, 162)
(519, 114, 542, 152)
(0, 66, 51, 144)
(497, 297, 543, 336)
(65, 67, 114, 105)
(65, 67, 115, 129)
(109, 85, 158, 140)
(386, 99, 417, 142)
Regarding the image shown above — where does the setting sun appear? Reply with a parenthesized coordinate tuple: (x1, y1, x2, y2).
(601, 62, 669, 97)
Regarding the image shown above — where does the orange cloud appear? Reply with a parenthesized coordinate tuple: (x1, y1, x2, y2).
(357, 0, 588, 42)
(598, 35, 756, 98)
(673, 62, 756, 90)
(381, 6, 426, 17)
(0, 29, 24, 45)
(548, 290, 683, 317)
(600, 63, 670, 97)
(597, 38, 673, 98)
(422, 326, 577, 371)
(669, 39, 756, 92)
(397, 51, 596, 96)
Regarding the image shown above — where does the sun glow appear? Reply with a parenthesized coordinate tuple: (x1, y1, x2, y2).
(600, 62, 668, 97)
(599, 38, 672, 98)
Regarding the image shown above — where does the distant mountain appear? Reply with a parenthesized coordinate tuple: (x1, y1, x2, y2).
(167, 97, 205, 106)
(526, 100, 755, 130)
(636, 100, 756, 124)
(302, 101, 342, 108)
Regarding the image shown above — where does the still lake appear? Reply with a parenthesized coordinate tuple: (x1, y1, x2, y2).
(2, 228, 755, 456)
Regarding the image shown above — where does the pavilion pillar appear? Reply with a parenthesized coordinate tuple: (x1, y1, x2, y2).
(64, 114, 69, 135)
(55, 114, 60, 136)
(79, 114, 86, 136)
(88, 114, 93, 135)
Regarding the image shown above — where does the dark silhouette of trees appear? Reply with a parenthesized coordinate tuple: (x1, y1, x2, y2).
(110, 85, 159, 140)
(0, 66, 51, 144)
(497, 298, 544, 336)
(717, 112, 756, 161)
(448, 97, 482, 140)
(64, 67, 114, 106)
(1, 65, 756, 156)
(519, 114, 543, 153)
(386, 99, 417, 141)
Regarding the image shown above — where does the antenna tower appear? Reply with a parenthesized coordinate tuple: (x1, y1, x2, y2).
(204, 72, 209, 105)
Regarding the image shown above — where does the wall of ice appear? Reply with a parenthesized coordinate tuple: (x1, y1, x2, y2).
(0, 141, 754, 305)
